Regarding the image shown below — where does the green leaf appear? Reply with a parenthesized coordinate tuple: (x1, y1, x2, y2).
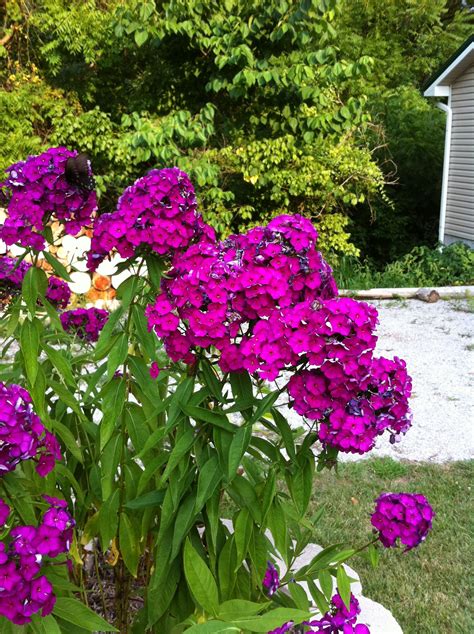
(30, 613, 62, 634)
(44, 345, 76, 388)
(337, 565, 351, 610)
(218, 537, 237, 602)
(100, 379, 126, 451)
(171, 492, 197, 560)
(125, 490, 165, 510)
(20, 318, 40, 385)
(184, 538, 219, 616)
(200, 358, 223, 400)
(115, 274, 141, 307)
(229, 371, 253, 408)
(43, 251, 72, 282)
(217, 599, 268, 621)
(196, 454, 222, 512)
(228, 475, 262, 524)
(184, 623, 240, 633)
(145, 255, 165, 290)
(230, 607, 310, 631)
(289, 582, 310, 611)
(22, 266, 47, 315)
(250, 390, 280, 425)
(107, 332, 129, 380)
(94, 307, 124, 360)
(147, 558, 180, 625)
(125, 403, 151, 454)
(48, 379, 87, 422)
(52, 419, 83, 463)
(100, 489, 120, 549)
(234, 508, 253, 569)
(318, 569, 333, 600)
(227, 425, 251, 481)
(159, 427, 195, 483)
(53, 597, 118, 631)
(307, 579, 329, 616)
(267, 502, 288, 562)
(184, 405, 235, 432)
(135, 30, 149, 46)
(368, 543, 380, 569)
(119, 513, 140, 577)
(271, 408, 295, 459)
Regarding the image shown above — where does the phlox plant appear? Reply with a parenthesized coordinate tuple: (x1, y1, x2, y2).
(0, 148, 434, 634)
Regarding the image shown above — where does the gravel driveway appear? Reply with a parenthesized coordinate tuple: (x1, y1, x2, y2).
(284, 297, 474, 463)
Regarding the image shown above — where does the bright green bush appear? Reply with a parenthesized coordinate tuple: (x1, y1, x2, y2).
(334, 243, 474, 290)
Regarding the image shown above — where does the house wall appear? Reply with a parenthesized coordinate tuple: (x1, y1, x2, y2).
(445, 63, 474, 247)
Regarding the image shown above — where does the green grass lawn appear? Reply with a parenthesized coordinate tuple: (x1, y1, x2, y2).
(309, 458, 473, 634)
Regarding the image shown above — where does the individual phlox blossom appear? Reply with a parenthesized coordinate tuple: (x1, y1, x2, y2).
(371, 492, 434, 551)
(44, 276, 71, 310)
(262, 561, 279, 596)
(0, 382, 62, 476)
(305, 592, 370, 633)
(0, 497, 74, 625)
(149, 362, 161, 379)
(87, 167, 214, 270)
(60, 307, 108, 342)
(0, 147, 97, 250)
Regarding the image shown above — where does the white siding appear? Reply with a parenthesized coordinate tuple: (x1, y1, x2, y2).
(445, 63, 474, 244)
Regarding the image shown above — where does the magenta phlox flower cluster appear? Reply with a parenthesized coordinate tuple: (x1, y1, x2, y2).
(305, 592, 370, 633)
(262, 561, 279, 596)
(146, 201, 412, 454)
(288, 355, 412, 454)
(0, 256, 71, 309)
(0, 496, 74, 625)
(60, 307, 108, 342)
(44, 276, 71, 310)
(0, 256, 31, 289)
(146, 214, 338, 379)
(0, 383, 61, 477)
(371, 492, 434, 550)
(87, 167, 213, 270)
(0, 147, 97, 250)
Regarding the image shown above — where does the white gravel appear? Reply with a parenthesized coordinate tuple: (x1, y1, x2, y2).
(284, 297, 474, 463)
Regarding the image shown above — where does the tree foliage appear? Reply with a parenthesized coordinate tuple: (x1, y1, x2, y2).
(1, 0, 473, 261)
(0, 0, 384, 258)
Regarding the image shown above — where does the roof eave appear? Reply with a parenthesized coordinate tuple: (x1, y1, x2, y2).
(423, 36, 474, 97)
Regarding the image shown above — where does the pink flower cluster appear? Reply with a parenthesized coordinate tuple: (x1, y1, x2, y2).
(60, 307, 108, 342)
(146, 210, 412, 453)
(0, 257, 71, 309)
(0, 147, 97, 251)
(262, 561, 279, 596)
(87, 167, 213, 270)
(146, 214, 338, 380)
(44, 276, 71, 310)
(0, 496, 74, 625)
(0, 256, 31, 288)
(288, 355, 412, 454)
(269, 592, 370, 634)
(305, 592, 370, 633)
(371, 492, 434, 551)
(0, 382, 61, 477)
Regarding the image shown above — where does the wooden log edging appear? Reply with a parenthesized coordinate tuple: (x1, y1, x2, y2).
(339, 285, 474, 301)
